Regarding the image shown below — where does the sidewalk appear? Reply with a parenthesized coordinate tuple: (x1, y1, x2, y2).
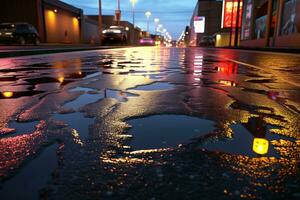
(0, 44, 127, 58)
(217, 46, 300, 54)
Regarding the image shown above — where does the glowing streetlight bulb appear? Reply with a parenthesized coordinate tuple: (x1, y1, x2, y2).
(130, 0, 137, 7)
(145, 11, 151, 18)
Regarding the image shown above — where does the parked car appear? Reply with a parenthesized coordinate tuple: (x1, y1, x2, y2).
(102, 26, 127, 44)
(0, 23, 40, 45)
(199, 36, 215, 47)
(139, 37, 155, 46)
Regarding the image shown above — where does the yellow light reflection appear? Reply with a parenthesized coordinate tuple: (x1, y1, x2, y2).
(219, 80, 237, 87)
(72, 17, 79, 30)
(253, 138, 269, 155)
(58, 76, 64, 83)
(46, 10, 56, 29)
(2, 91, 14, 98)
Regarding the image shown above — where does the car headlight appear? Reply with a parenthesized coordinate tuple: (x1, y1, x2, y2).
(102, 30, 107, 34)
(112, 30, 121, 34)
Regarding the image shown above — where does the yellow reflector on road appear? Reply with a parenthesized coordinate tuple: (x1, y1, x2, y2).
(253, 138, 269, 155)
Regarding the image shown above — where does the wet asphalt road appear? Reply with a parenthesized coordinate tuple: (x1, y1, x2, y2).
(0, 47, 299, 200)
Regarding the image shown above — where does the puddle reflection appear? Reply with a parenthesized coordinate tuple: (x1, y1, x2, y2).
(53, 112, 94, 140)
(130, 82, 174, 91)
(0, 143, 59, 200)
(202, 117, 293, 157)
(127, 115, 215, 150)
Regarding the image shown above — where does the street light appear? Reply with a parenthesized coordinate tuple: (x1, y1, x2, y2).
(98, 0, 103, 44)
(158, 24, 163, 32)
(130, 0, 137, 45)
(154, 18, 159, 35)
(145, 11, 151, 33)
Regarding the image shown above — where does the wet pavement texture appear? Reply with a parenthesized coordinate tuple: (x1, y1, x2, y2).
(0, 47, 300, 200)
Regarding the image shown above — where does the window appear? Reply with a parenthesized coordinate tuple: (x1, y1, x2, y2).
(281, 0, 300, 35)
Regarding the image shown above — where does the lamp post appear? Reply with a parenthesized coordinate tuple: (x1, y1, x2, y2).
(130, 0, 137, 45)
(145, 11, 151, 33)
(154, 18, 159, 35)
(98, 0, 103, 45)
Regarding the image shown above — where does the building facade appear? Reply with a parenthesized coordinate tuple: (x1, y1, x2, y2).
(0, 0, 100, 44)
(240, 0, 300, 48)
(190, 0, 223, 46)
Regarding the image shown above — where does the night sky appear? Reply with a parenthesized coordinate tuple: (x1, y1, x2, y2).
(61, 0, 197, 39)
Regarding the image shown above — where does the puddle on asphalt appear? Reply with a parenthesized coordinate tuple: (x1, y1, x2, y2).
(53, 112, 94, 139)
(0, 143, 59, 200)
(0, 91, 43, 99)
(64, 92, 103, 110)
(201, 119, 291, 157)
(2, 121, 40, 137)
(129, 82, 174, 91)
(82, 72, 102, 80)
(65, 88, 135, 110)
(103, 89, 136, 102)
(69, 87, 95, 92)
(127, 115, 215, 150)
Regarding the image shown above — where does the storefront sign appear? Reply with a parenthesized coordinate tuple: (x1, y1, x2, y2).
(222, 0, 243, 28)
(241, 0, 253, 40)
(194, 16, 205, 33)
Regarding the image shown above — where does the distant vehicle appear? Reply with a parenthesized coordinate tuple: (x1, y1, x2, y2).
(199, 36, 215, 47)
(139, 37, 155, 46)
(102, 26, 127, 44)
(0, 23, 40, 45)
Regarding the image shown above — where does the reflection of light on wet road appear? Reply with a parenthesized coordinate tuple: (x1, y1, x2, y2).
(129, 82, 174, 91)
(0, 47, 299, 199)
(2, 91, 13, 98)
(53, 112, 94, 140)
(252, 138, 269, 155)
(218, 80, 237, 87)
(127, 115, 215, 150)
(0, 143, 59, 200)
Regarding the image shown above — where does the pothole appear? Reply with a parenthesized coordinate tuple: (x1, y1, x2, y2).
(127, 115, 215, 150)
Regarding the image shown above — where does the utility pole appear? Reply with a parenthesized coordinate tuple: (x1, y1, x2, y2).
(115, 0, 121, 26)
(130, 0, 137, 45)
(98, 0, 103, 45)
(145, 11, 152, 33)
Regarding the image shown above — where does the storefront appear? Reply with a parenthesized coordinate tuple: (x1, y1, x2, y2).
(240, 0, 300, 48)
